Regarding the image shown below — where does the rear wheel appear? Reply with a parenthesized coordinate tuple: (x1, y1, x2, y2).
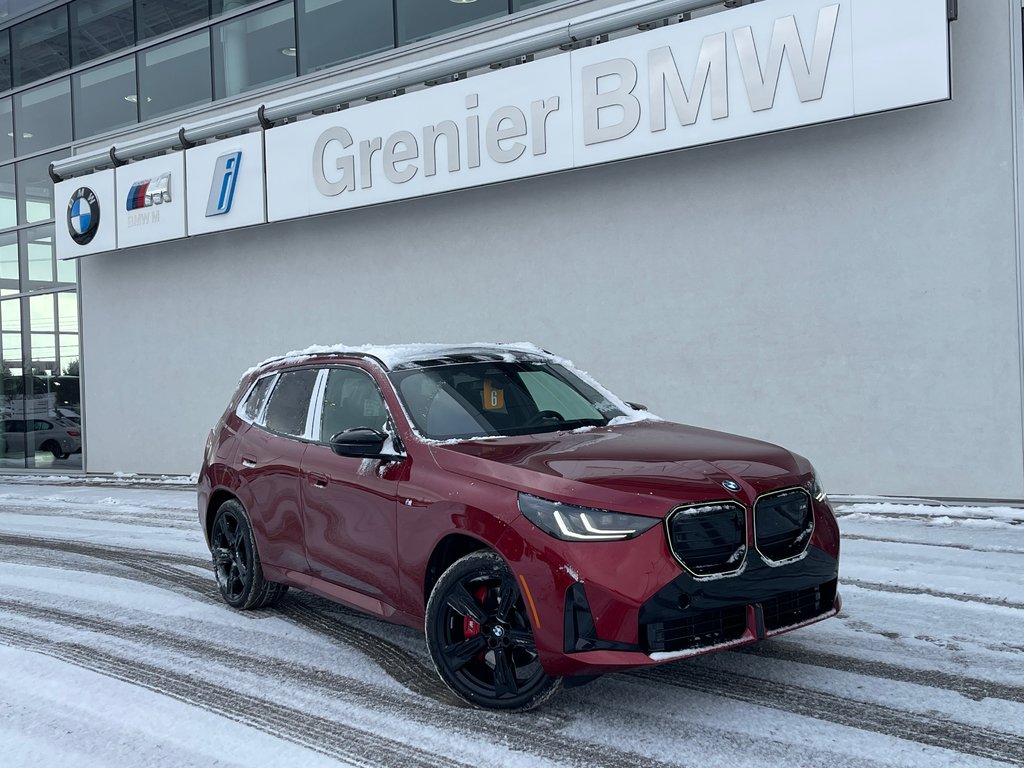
(210, 499, 287, 610)
(425, 550, 560, 710)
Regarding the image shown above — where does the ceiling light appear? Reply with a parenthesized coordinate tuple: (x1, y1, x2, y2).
(280, 46, 296, 57)
(124, 94, 151, 103)
(450, 0, 478, 3)
(6, 131, 32, 138)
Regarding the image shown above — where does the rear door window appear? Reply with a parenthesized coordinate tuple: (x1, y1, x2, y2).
(263, 369, 319, 437)
(242, 374, 276, 422)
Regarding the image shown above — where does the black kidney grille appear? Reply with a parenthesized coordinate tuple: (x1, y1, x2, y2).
(754, 488, 814, 562)
(666, 502, 746, 576)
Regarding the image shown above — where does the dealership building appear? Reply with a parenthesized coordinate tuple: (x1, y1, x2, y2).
(0, 0, 1016, 500)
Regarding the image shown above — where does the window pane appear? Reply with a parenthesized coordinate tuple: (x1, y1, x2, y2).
(264, 368, 317, 436)
(0, 165, 14, 230)
(12, 7, 70, 87)
(18, 153, 62, 225)
(29, 294, 55, 333)
(14, 79, 72, 156)
(320, 368, 389, 439)
(512, 0, 556, 10)
(139, 31, 212, 121)
(0, 231, 16, 293)
(213, 2, 295, 99)
(136, 0, 209, 42)
(0, 297, 19, 332)
(2, 331, 21, 363)
(59, 334, 80, 370)
(73, 56, 137, 139)
(56, 254, 76, 286)
(71, 0, 135, 65)
(0, 98, 13, 162)
(0, 30, 11, 94)
(298, 0, 393, 75)
(22, 225, 56, 287)
(57, 292, 78, 334)
(396, 0, 507, 45)
(212, 0, 264, 14)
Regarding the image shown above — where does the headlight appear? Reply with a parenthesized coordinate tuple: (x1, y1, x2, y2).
(517, 493, 660, 541)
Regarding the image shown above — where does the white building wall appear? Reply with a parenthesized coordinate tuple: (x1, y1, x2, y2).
(79, 0, 1024, 499)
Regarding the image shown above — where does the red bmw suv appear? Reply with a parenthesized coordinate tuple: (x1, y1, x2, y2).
(198, 344, 841, 710)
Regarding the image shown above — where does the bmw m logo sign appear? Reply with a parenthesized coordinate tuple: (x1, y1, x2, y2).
(126, 172, 171, 210)
(67, 187, 100, 245)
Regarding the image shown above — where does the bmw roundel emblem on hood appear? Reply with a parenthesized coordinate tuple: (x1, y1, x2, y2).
(722, 480, 741, 492)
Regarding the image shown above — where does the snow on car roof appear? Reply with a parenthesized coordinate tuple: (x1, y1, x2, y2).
(242, 342, 659, 426)
(246, 342, 551, 376)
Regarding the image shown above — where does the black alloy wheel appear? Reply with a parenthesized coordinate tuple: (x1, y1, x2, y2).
(425, 550, 561, 710)
(210, 499, 287, 610)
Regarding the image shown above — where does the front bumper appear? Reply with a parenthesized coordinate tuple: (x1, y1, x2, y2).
(501, 510, 840, 677)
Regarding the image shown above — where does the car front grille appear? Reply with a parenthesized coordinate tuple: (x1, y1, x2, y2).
(754, 487, 814, 562)
(643, 605, 749, 653)
(762, 579, 838, 631)
(665, 501, 746, 576)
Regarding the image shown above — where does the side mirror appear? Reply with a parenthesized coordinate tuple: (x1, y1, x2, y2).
(330, 427, 387, 458)
(625, 401, 648, 412)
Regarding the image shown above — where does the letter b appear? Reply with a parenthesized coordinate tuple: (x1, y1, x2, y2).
(581, 58, 641, 146)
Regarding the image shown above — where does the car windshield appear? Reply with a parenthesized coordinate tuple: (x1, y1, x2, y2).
(389, 361, 626, 440)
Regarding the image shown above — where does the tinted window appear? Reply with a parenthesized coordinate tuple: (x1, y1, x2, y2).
(297, 0, 393, 75)
(213, 2, 295, 99)
(12, 7, 69, 87)
(14, 80, 72, 157)
(242, 374, 274, 421)
(72, 55, 137, 139)
(71, 0, 135, 65)
(396, 0, 506, 45)
(136, 0, 209, 42)
(138, 31, 212, 121)
(319, 368, 388, 440)
(263, 369, 318, 436)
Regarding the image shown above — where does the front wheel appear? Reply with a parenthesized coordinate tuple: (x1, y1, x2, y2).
(425, 550, 560, 710)
(210, 499, 287, 610)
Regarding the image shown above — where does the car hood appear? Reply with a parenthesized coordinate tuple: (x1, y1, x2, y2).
(428, 420, 810, 517)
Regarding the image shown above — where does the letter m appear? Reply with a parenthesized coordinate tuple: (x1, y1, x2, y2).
(649, 33, 728, 132)
(734, 4, 839, 112)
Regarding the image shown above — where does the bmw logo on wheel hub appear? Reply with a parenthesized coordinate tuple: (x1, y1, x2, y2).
(67, 187, 100, 245)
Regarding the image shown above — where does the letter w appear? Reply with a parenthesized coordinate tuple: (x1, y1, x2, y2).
(649, 33, 728, 132)
(734, 3, 839, 112)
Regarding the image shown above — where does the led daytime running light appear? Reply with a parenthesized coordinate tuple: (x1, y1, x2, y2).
(552, 509, 635, 540)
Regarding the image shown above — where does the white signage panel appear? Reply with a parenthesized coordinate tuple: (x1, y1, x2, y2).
(186, 131, 266, 236)
(54, 169, 116, 258)
(570, 1, 856, 167)
(266, 55, 574, 222)
(265, 0, 950, 224)
(115, 153, 186, 248)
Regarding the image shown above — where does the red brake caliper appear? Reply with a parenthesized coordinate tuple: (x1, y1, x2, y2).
(462, 586, 489, 639)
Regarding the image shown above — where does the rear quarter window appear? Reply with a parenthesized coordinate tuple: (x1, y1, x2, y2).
(242, 375, 275, 422)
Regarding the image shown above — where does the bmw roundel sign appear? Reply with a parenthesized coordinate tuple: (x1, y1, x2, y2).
(67, 187, 100, 245)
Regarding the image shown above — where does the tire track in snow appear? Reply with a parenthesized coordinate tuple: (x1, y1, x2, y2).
(0, 623, 469, 768)
(844, 578, 1024, 610)
(0, 598, 688, 768)
(840, 533, 1024, 555)
(731, 641, 1024, 704)
(634, 665, 1024, 765)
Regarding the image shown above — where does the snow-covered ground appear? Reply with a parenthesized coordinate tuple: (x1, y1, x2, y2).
(0, 483, 1021, 767)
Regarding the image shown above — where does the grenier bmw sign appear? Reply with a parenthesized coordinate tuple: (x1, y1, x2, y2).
(54, 0, 950, 258)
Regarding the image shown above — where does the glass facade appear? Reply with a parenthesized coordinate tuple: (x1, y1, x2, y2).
(0, 0, 562, 471)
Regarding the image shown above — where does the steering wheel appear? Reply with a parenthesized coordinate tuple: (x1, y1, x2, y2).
(524, 410, 565, 427)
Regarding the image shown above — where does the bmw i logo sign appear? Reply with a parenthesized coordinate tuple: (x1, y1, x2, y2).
(722, 480, 741, 492)
(67, 187, 100, 245)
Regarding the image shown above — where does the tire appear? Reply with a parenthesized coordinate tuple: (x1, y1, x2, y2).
(210, 499, 287, 610)
(425, 550, 561, 710)
(42, 441, 62, 459)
